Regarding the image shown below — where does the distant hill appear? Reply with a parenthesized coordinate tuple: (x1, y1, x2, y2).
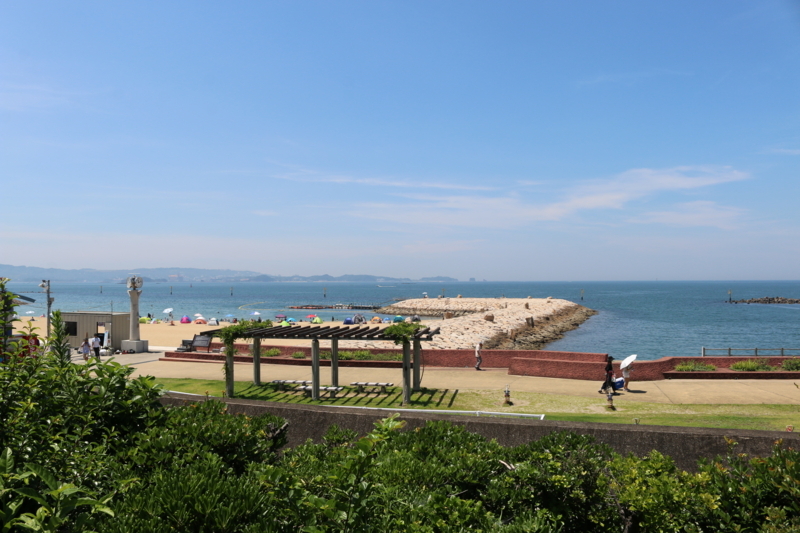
(0, 264, 262, 283)
(0, 264, 460, 283)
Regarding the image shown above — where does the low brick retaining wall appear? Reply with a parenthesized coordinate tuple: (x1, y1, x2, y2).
(508, 356, 800, 381)
(161, 348, 800, 381)
(162, 347, 605, 369)
(160, 392, 800, 472)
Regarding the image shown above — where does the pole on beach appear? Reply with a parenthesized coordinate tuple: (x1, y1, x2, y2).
(252, 337, 261, 386)
(330, 338, 339, 387)
(39, 280, 52, 337)
(311, 339, 320, 400)
(402, 340, 411, 404)
(412, 338, 421, 391)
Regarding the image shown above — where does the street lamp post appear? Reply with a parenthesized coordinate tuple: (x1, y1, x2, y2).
(38, 280, 53, 337)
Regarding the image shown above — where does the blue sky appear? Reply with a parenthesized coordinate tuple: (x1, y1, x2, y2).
(2, 1, 800, 280)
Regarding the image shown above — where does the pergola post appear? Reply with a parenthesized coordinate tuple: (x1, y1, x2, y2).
(412, 338, 421, 391)
(311, 338, 320, 400)
(252, 337, 261, 386)
(331, 338, 339, 387)
(402, 340, 411, 405)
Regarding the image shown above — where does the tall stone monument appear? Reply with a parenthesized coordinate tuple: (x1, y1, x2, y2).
(121, 275, 148, 353)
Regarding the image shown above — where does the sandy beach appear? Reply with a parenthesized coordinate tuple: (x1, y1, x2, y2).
(13, 297, 595, 351)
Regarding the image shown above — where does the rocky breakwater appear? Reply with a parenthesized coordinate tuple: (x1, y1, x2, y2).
(338, 297, 597, 350)
(730, 297, 800, 304)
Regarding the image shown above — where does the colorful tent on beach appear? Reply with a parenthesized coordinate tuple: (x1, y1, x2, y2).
(311, 316, 323, 324)
(180, 316, 191, 324)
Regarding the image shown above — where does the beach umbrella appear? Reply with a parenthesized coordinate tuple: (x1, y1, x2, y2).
(163, 308, 173, 314)
(251, 311, 261, 316)
(287, 318, 296, 322)
(306, 314, 317, 318)
(193, 313, 203, 317)
(621, 354, 637, 369)
(25, 311, 34, 314)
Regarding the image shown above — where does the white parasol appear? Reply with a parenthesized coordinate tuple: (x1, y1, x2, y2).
(620, 354, 637, 369)
(163, 308, 173, 314)
(193, 313, 203, 317)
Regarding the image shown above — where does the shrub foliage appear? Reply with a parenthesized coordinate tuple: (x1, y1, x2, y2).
(730, 359, 776, 371)
(674, 360, 717, 371)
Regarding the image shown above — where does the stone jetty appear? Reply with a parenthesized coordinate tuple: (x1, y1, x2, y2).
(336, 297, 597, 350)
(730, 297, 800, 304)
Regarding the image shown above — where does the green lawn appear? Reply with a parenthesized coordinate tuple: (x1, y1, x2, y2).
(155, 378, 799, 432)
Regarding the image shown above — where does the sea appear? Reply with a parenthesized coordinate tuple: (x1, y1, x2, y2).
(7, 280, 800, 361)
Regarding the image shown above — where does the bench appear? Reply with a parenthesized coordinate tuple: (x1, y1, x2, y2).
(298, 385, 344, 398)
(176, 339, 193, 352)
(271, 379, 312, 391)
(350, 381, 394, 393)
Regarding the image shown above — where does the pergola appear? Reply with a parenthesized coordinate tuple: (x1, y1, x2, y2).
(202, 324, 441, 402)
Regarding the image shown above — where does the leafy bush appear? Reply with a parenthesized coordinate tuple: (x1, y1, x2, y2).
(674, 361, 717, 371)
(291, 351, 306, 359)
(121, 400, 287, 476)
(319, 350, 402, 361)
(263, 348, 281, 357)
(782, 358, 800, 371)
(382, 322, 424, 344)
(730, 359, 776, 371)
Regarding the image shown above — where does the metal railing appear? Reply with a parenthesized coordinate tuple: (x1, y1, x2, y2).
(701, 347, 800, 357)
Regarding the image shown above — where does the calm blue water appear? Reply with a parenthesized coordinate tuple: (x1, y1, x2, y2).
(7, 280, 800, 360)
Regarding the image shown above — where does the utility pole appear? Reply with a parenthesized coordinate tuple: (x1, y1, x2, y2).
(38, 280, 53, 337)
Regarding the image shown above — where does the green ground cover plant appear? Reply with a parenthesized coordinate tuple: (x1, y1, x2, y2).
(674, 360, 717, 371)
(782, 358, 800, 371)
(731, 359, 777, 371)
(291, 351, 306, 359)
(263, 348, 282, 357)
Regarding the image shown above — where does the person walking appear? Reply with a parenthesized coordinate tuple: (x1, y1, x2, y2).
(79, 338, 91, 362)
(475, 341, 483, 370)
(622, 363, 633, 392)
(91, 334, 102, 360)
(598, 356, 615, 394)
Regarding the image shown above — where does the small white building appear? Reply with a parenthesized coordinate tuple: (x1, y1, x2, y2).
(60, 312, 130, 350)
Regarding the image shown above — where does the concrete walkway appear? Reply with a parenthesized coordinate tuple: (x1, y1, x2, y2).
(103, 351, 800, 406)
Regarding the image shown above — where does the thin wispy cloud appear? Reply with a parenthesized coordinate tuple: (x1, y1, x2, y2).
(273, 171, 495, 191)
(632, 201, 745, 230)
(352, 166, 748, 229)
(0, 83, 71, 111)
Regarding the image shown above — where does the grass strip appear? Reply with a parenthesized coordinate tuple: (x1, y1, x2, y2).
(154, 378, 799, 432)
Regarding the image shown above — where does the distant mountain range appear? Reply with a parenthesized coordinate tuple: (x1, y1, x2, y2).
(0, 264, 459, 283)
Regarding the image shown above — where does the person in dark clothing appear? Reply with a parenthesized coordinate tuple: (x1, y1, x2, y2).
(598, 356, 615, 394)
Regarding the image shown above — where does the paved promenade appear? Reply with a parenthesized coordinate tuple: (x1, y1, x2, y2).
(104, 350, 800, 406)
